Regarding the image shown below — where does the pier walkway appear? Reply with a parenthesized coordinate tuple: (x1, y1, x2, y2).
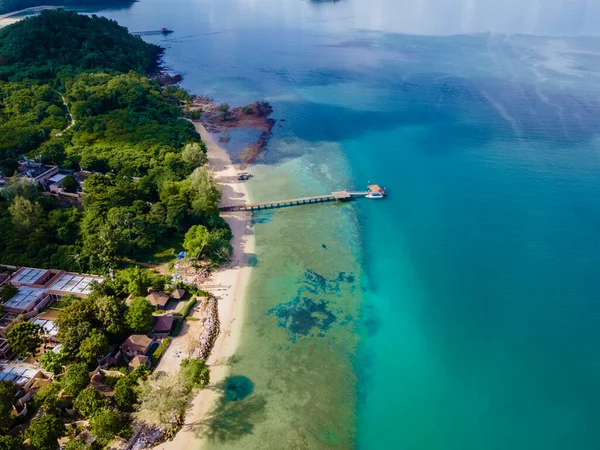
(219, 190, 369, 212)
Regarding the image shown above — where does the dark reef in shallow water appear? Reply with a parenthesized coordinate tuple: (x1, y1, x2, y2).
(224, 376, 254, 402)
(266, 268, 355, 342)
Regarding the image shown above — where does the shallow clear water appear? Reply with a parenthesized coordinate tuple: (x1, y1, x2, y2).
(67, 1, 600, 448)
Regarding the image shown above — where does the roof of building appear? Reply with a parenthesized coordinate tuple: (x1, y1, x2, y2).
(48, 273, 100, 295)
(152, 315, 174, 333)
(0, 364, 39, 387)
(129, 355, 149, 368)
(146, 291, 170, 307)
(3, 287, 45, 311)
(170, 289, 185, 300)
(121, 335, 152, 354)
(10, 268, 48, 285)
(48, 174, 67, 184)
(31, 318, 59, 336)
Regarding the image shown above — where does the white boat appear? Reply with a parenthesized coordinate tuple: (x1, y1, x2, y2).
(366, 192, 384, 199)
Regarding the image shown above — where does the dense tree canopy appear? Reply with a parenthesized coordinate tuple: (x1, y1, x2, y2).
(125, 297, 155, 333)
(0, 381, 17, 434)
(0, 10, 159, 80)
(7, 321, 41, 358)
(24, 415, 64, 450)
(89, 408, 128, 447)
(0, 10, 231, 272)
(73, 386, 107, 418)
(61, 362, 90, 396)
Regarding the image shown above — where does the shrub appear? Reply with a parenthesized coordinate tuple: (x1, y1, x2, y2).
(179, 358, 210, 390)
(151, 338, 169, 366)
(179, 298, 196, 318)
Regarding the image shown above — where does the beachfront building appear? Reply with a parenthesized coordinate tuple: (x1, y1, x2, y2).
(146, 290, 170, 309)
(120, 335, 153, 358)
(151, 315, 174, 336)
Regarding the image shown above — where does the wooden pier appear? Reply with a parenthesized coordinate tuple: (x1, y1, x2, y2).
(220, 190, 370, 212)
(131, 28, 174, 36)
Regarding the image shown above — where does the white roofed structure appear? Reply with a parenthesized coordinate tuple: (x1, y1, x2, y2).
(47, 273, 100, 295)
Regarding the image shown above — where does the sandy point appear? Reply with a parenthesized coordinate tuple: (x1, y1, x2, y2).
(154, 123, 255, 450)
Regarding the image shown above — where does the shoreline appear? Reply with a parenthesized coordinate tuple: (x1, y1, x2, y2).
(154, 123, 254, 450)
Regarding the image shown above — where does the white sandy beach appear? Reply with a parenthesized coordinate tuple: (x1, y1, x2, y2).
(154, 123, 254, 450)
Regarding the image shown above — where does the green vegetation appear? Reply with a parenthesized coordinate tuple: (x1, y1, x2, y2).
(39, 350, 65, 374)
(61, 362, 90, 397)
(73, 386, 107, 418)
(7, 321, 41, 358)
(0, 10, 158, 80)
(89, 408, 129, 447)
(77, 328, 109, 365)
(0, 382, 17, 434)
(125, 297, 154, 333)
(0, 10, 231, 272)
(179, 358, 210, 390)
(64, 437, 93, 450)
(150, 337, 170, 366)
(0, 284, 17, 301)
(33, 382, 62, 412)
(24, 415, 65, 450)
(136, 372, 189, 434)
(0, 434, 22, 450)
(0, 9, 228, 445)
(180, 297, 197, 318)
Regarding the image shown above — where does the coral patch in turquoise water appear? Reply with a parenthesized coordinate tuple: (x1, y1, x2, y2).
(267, 268, 355, 342)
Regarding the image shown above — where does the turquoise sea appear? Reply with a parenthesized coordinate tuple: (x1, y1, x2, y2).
(45, 0, 600, 448)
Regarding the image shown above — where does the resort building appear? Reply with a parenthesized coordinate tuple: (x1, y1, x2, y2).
(2, 267, 102, 315)
(0, 161, 58, 187)
(0, 265, 103, 359)
(146, 291, 170, 309)
(151, 315, 174, 336)
(120, 335, 153, 358)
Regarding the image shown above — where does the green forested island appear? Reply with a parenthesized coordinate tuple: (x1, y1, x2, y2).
(0, 10, 232, 271)
(0, 0, 134, 15)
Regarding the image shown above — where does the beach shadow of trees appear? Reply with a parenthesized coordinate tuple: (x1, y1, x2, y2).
(187, 377, 266, 443)
(189, 394, 267, 443)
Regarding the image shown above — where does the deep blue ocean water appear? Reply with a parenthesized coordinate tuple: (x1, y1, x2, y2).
(30, 1, 600, 447)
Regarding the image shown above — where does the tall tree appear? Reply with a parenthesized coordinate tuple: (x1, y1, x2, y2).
(73, 386, 107, 418)
(7, 321, 41, 358)
(125, 297, 154, 333)
(61, 363, 89, 397)
(8, 196, 43, 231)
(0, 381, 17, 434)
(88, 409, 128, 447)
(24, 415, 65, 450)
(181, 142, 206, 168)
(183, 224, 210, 259)
(77, 329, 109, 366)
(136, 373, 189, 432)
(189, 167, 221, 214)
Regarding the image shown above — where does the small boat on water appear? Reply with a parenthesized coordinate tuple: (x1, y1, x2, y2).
(237, 172, 253, 181)
(366, 184, 386, 199)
